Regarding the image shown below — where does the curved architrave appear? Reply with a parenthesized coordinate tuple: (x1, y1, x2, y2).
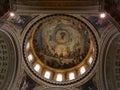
(98, 24, 120, 90)
(0, 22, 21, 90)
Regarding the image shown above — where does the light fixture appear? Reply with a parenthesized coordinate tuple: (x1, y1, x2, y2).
(34, 64, 40, 72)
(69, 72, 75, 80)
(44, 71, 51, 79)
(99, 12, 106, 18)
(56, 74, 62, 82)
(9, 12, 15, 17)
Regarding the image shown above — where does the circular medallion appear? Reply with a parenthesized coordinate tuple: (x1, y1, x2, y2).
(55, 29, 69, 44)
(23, 14, 98, 86)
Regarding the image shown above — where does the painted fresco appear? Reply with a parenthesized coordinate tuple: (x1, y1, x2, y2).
(88, 16, 109, 29)
(81, 79, 97, 90)
(10, 15, 32, 28)
(20, 74, 36, 90)
(33, 15, 91, 69)
(76, 78, 97, 90)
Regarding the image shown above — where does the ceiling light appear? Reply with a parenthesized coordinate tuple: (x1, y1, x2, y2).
(99, 12, 106, 18)
(9, 12, 15, 17)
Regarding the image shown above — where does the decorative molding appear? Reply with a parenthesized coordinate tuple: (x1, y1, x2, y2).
(98, 22, 120, 90)
(0, 22, 22, 90)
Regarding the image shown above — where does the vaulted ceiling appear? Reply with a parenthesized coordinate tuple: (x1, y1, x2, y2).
(0, 0, 120, 90)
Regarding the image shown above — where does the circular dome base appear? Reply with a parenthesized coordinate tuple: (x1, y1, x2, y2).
(23, 14, 98, 86)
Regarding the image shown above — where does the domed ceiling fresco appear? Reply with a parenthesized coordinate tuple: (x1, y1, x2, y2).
(23, 14, 98, 86)
(33, 15, 90, 69)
